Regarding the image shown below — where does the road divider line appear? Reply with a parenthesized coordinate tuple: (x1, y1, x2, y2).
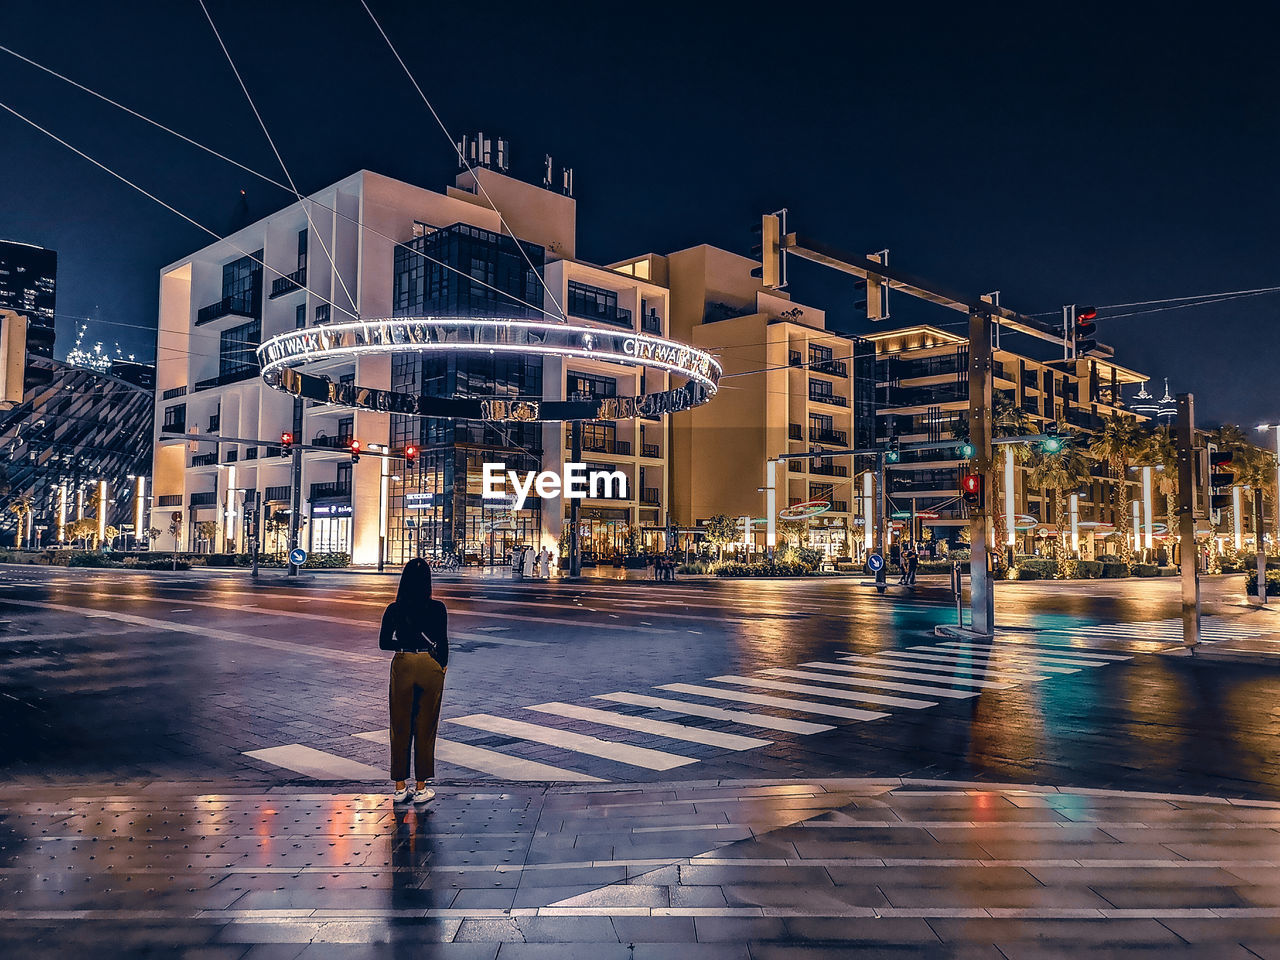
(354, 730, 603, 782)
(656, 683, 888, 721)
(448, 714, 698, 771)
(525, 702, 770, 750)
(593, 692, 834, 734)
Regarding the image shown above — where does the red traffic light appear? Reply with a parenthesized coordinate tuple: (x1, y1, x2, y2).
(1209, 450, 1234, 468)
(281, 431, 293, 445)
(962, 473, 981, 495)
(404, 444, 418, 463)
(349, 439, 361, 462)
(1076, 306, 1098, 322)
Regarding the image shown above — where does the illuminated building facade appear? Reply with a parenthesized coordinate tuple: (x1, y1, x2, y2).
(0, 239, 57, 379)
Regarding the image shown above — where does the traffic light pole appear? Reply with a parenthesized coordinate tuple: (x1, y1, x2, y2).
(876, 454, 888, 591)
(287, 397, 303, 578)
(1175, 393, 1200, 649)
(1256, 487, 1267, 605)
(968, 309, 995, 636)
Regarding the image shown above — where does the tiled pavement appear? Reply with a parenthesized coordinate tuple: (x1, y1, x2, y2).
(4, 778, 1280, 957)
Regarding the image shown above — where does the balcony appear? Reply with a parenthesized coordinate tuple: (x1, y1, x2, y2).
(310, 481, 352, 502)
(269, 267, 306, 299)
(641, 442, 660, 458)
(161, 385, 187, 400)
(157, 494, 182, 507)
(578, 437, 632, 456)
(161, 417, 186, 435)
(812, 428, 848, 445)
(312, 433, 353, 450)
(810, 463, 848, 477)
(789, 423, 804, 441)
(831, 500, 849, 513)
(264, 485, 291, 502)
(810, 357, 848, 377)
(208, 415, 220, 432)
(641, 313, 662, 334)
(808, 390, 848, 407)
(190, 452, 218, 467)
(789, 350, 803, 367)
(196, 295, 257, 326)
(224, 449, 238, 464)
(640, 488, 660, 505)
(194, 367, 259, 391)
(189, 491, 217, 506)
(244, 447, 258, 460)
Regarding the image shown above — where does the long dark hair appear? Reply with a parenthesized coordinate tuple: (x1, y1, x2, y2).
(396, 557, 432, 611)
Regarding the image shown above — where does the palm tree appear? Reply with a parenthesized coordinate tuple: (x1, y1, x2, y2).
(6, 495, 33, 550)
(1141, 424, 1180, 531)
(1027, 434, 1091, 573)
(1089, 413, 1144, 563)
(1209, 424, 1251, 545)
(1233, 441, 1277, 547)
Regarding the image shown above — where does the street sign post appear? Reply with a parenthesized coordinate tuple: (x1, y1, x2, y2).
(289, 547, 307, 568)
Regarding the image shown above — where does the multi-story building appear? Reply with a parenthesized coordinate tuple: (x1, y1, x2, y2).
(0, 354, 153, 548)
(0, 240, 57, 383)
(867, 324, 1150, 555)
(151, 164, 675, 563)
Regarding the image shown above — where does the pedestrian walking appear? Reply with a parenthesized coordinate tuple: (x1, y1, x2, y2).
(538, 547, 551, 579)
(380, 558, 448, 807)
(523, 545, 536, 579)
(907, 546, 919, 585)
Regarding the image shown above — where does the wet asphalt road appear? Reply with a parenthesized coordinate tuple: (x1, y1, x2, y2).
(1, 565, 1278, 799)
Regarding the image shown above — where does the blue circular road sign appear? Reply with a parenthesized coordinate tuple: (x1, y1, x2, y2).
(289, 548, 308, 567)
(867, 553, 884, 572)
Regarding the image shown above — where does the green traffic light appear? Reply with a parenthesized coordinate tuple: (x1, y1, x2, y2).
(959, 443, 975, 458)
(1042, 437, 1062, 453)
(886, 450, 900, 463)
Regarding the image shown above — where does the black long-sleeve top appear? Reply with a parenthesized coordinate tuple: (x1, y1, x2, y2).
(378, 599, 449, 669)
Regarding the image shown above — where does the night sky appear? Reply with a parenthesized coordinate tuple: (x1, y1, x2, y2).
(2, 2, 1277, 427)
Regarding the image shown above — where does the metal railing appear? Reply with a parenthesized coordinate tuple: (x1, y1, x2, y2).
(194, 367, 259, 391)
(157, 494, 182, 507)
(809, 390, 849, 407)
(640, 488, 660, 505)
(189, 491, 217, 506)
(641, 442, 660, 458)
(196, 295, 257, 325)
(269, 267, 306, 299)
(809, 463, 848, 477)
(810, 357, 848, 377)
(811, 428, 848, 445)
(264, 485, 291, 502)
(161, 386, 187, 400)
(309, 481, 352, 501)
(641, 313, 662, 334)
(312, 434, 353, 449)
(190, 453, 218, 467)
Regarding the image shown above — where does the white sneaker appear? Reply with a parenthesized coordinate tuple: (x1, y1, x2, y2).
(413, 787, 436, 806)
(392, 783, 412, 803)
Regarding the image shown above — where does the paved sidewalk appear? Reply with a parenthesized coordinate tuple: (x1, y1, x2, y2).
(3, 778, 1280, 958)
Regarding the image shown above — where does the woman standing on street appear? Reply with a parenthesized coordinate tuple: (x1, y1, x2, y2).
(380, 558, 449, 806)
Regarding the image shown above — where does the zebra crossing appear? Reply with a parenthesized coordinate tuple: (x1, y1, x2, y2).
(1038, 614, 1274, 644)
(244, 634, 1134, 784)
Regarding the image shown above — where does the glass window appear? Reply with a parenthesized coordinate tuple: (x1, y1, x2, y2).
(219, 320, 260, 378)
(567, 281, 632, 327)
(221, 250, 263, 315)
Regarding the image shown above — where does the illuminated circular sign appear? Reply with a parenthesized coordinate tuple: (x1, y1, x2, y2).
(1013, 514, 1037, 531)
(257, 316, 722, 422)
(779, 499, 831, 520)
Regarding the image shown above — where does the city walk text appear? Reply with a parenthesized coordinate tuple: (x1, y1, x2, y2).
(482, 462, 627, 511)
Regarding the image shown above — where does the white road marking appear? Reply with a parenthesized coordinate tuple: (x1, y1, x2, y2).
(942, 640, 1132, 661)
(921, 643, 1110, 667)
(760, 669, 946, 705)
(244, 744, 386, 780)
(354, 730, 603, 782)
(594, 692, 834, 734)
(657, 683, 888, 722)
(712, 673, 967, 706)
(448, 714, 697, 771)
(900, 647, 1082, 674)
(786, 664, 985, 699)
(525, 702, 770, 750)
(867, 650, 1053, 677)
(810, 660, 1016, 690)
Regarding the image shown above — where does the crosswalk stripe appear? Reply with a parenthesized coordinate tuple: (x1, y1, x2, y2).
(797, 659, 1015, 690)
(901, 647, 1083, 673)
(785, 662, 999, 697)
(525, 702, 770, 750)
(925, 643, 1111, 667)
(722, 673, 939, 708)
(864, 650, 1051, 679)
(593, 692, 834, 734)
(447, 714, 697, 771)
(354, 730, 603, 782)
(760, 669, 942, 705)
(656, 683, 888, 721)
(244, 744, 387, 781)
(866, 652, 1048, 681)
(946, 641, 1132, 661)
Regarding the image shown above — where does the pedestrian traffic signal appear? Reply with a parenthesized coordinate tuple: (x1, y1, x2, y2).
(1073, 305, 1098, 357)
(349, 439, 361, 463)
(1209, 446, 1234, 512)
(958, 440, 975, 459)
(961, 472, 984, 508)
(886, 437, 900, 463)
(404, 444, 418, 465)
(280, 432, 293, 456)
(749, 213, 783, 288)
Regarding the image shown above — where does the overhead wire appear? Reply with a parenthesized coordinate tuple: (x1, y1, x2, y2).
(355, 0, 567, 321)
(194, 0, 358, 319)
(0, 42, 553, 321)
